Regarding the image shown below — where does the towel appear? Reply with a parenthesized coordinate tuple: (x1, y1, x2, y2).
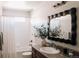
(0, 32, 3, 50)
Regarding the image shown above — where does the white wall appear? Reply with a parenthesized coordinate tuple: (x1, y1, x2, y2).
(31, 1, 79, 51)
(3, 8, 31, 17)
(15, 17, 31, 52)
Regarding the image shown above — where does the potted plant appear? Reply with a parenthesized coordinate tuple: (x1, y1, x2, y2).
(33, 24, 48, 46)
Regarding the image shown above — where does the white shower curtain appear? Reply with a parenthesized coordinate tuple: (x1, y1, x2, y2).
(1, 16, 31, 58)
(1, 8, 31, 58)
(1, 16, 16, 58)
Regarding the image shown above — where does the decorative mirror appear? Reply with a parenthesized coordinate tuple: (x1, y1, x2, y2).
(48, 8, 77, 45)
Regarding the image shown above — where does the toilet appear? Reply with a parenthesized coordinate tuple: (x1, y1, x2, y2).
(22, 51, 32, 58)
(22, 42, 32, 58)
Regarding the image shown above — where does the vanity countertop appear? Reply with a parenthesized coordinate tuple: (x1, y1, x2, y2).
(32, 45, 68, 58)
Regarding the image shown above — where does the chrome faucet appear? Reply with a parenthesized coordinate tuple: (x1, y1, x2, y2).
(48, 43, 57, 49)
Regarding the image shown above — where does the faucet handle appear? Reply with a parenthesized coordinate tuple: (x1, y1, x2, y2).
(52, 43, 57, 49)
(52, 43, 55, 46)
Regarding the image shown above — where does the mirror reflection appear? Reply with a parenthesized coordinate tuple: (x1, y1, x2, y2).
(49, 14, 71, 40)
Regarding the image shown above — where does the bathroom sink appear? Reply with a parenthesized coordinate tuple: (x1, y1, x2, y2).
(39, 47, 60, 54)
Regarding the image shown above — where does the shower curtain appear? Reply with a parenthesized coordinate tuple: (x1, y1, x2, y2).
(1, 16, 16, 58)
(1, 8, 31, 58)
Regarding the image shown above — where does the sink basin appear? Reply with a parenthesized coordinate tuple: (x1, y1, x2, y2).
(39, 47, 60, 54)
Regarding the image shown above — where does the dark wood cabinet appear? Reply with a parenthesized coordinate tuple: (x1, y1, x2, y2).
(32, 46, 79, 58)
(32, 47, 47, 58)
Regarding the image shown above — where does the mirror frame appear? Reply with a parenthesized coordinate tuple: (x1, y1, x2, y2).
(48, 8, 77, 45)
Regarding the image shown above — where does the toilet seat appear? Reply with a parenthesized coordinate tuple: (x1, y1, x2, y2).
(22, 52, 32, 56)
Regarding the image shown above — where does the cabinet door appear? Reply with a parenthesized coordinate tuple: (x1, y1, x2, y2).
(32, 47, 36, 58)
(32, 47, 47, 58)
(36, 50, 46, 58)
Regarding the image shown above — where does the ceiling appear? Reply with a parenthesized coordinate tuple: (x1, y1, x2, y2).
(2, 1, 44, 11)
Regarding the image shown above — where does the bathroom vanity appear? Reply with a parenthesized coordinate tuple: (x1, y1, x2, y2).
(32, 45, 79, 58)
(32, 46, 66, 58)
